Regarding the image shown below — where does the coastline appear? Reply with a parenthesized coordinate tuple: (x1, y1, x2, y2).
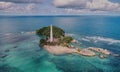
(44, 45, 111, 58)
(44, 45, 77, 55)
(43, 44, 120, 59)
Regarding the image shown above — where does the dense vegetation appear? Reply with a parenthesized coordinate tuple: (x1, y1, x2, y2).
(36, 26, 65, 38)
(62, 36, 73, 43)
(36, 26, 73, 47)
(59, 36, 73, 47)
(39, 39, 47, 46)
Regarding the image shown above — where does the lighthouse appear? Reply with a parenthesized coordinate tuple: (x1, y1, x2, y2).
(50, 25, 53, 42)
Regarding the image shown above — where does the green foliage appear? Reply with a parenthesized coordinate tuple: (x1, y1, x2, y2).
(36, 26, 65, 38)
(47, 42, 56, 46)
(62, 36, 73, 43)
(36, 26, 74, 47)
(40, 39, 46, 46)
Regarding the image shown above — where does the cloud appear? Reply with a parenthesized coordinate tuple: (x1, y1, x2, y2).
(26, 4, 36, 11)
(0, 1, 36, 13)
(0, 2, 15, 10)
(86, 0, 120, 11)
(53, 0, 88, 8)
(53, 0, 120, 11)
(0, 0, 120, 15)
(0, 0, 43, 3)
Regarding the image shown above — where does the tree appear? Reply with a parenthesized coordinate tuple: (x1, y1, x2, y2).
(39, 39, 46, 46)
(36, 26, 65, 38)
(62, 36, 73, 43)
(36, 26, 74, 47)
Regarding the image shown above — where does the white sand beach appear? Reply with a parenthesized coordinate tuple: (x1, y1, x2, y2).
(44, 45, 77, 55)
(44, 45, 96, 56)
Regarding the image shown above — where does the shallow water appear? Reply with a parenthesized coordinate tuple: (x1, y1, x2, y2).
(0, 16, 120, 72)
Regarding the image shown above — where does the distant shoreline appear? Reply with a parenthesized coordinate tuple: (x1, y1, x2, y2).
(0, 14, 120, 17)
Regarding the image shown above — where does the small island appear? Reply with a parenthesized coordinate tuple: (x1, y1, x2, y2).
(36, 25, 77, 54)
(36, 25, 118, 58)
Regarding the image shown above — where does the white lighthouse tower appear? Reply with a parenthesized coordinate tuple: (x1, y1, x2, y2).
(50, 25, 53, 42)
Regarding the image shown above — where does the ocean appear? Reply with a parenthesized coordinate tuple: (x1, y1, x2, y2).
(0, 16, 120, 72)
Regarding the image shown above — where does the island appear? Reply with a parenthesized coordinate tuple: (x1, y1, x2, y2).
(36, 25, 118, 58)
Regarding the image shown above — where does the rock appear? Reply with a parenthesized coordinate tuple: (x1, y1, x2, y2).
(69, 45, 75, 48)
(13, 46, 18, 48)
(0, 54, 7, 58)
(99, 55, 105, 59)
(113, 54, 119, 57)
(99, 54, 108, 59)
(71, 39, 77, 43)
(77, 49, 96, 57)
(5, 49, 10, 52)
(77, 48, 81, 52)
(88, 47, 111, 55)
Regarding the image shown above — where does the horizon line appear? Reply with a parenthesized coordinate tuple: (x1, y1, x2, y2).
(0, 14, 120, 17)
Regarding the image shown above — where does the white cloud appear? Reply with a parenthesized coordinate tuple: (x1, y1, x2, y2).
(0, 2, 15, 10)
(0, 0, 43, 3)
(53, 0, 87, 8)
(53, 0, 120, 11)
(86, 0, 120, 11)
(0, 1, 36, 13)
(26, 4, 36, 11)
(0, 0, 120, 15)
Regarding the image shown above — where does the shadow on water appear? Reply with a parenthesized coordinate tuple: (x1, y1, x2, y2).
(0, 34, 31, 45)
(0, 65, 24, 72)
(108, 56, 120, 72)
(49, 55, 104, 72)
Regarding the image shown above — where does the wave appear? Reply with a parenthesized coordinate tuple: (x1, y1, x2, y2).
(58, 33, 120, 45)
(20, 31, 35, 35)
(65, 33, 76, 37)
(0, 31, 35, 41)
(0, 31, 35, 35)
(81, 36, 120, 45)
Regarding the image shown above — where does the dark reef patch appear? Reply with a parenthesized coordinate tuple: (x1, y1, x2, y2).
(50, 56, 104, 72)
(0, 65, 24, 72)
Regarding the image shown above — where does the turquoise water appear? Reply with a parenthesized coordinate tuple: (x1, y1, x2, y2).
(0, 16, 120, 72)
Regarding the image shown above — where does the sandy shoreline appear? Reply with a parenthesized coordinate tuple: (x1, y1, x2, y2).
(44, 45, 96, 56)
(44, 45, 114, 58)
(44, 45, 77, 55)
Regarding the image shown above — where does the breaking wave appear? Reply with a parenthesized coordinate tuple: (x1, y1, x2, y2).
(81, 36, 120, 45)
(61, 33, 120, 45)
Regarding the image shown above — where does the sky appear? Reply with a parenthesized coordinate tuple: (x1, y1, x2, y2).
(0, 0, 120, 15)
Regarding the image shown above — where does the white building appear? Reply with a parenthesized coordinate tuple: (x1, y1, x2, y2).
(50, 25, 53, 42)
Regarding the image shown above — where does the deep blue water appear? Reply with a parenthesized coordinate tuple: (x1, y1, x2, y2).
(0, 16, 120, 39)
(0, 16, 120, 72)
